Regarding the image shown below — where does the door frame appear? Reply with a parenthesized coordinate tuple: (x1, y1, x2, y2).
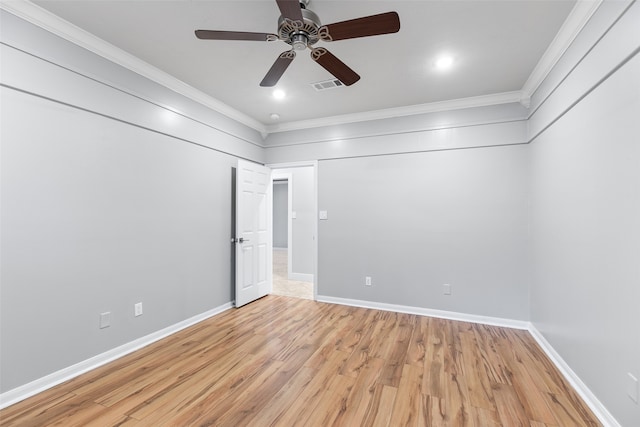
(268, 161, 318, 301)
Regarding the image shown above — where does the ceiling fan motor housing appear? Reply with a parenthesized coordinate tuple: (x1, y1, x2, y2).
(278, 7, 321, 50)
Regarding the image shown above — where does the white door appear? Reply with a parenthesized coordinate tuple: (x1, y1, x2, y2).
(235, 159, 272, 307)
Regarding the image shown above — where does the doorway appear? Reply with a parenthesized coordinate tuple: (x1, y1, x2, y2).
(270, 162, 317, 300)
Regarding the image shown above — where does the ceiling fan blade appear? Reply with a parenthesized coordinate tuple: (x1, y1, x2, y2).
(195, 30, 278, 42)
(310, 48, 360, 86)
(260, 51, 296, 87)
(319, 11, 400, 41)
(276, 0, 304, 22)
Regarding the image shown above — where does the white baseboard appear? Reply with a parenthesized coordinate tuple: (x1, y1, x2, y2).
(527, 325, 621, 427)
(315, 295, 529, 330)
(0, 301, 233, 410)
(289, 272, 314, 283)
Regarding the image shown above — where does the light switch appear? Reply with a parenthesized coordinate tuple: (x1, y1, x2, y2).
(292, 211, 297, 219)
(319, 210, 328, 220)
(99, 312, 111, 329)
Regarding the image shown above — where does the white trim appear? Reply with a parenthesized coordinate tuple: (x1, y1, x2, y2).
(527, 325, 622, 427)
(0, 0, 267, 135)
(0, 301, 233, 410)
(315, 295, 529, 330)
(521, 0, 603, 99)
(265, 91, 525, 134)
(268, 161, 319, 169)
(312, 162, 319, 301)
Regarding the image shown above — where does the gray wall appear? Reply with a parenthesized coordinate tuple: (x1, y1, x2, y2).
(273, 182, 288, 248)
(318, 145, 530, 320)
(0, 11, 262, 393)
(528, 1, 640, 425)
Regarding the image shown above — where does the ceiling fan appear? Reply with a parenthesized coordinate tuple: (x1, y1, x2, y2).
(195, 0, 400, 87)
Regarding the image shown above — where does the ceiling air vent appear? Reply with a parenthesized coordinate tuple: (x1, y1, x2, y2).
(311, 78, 344, 91)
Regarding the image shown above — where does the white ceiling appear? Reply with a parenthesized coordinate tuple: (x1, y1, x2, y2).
(27, 0, 580, 131)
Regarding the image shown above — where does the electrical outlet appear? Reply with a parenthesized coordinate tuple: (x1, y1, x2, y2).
(443, 284, 451, 295)
(134, 302, 143, 317)
(628, 373, 639, 404)
(99, 312, 111, 329)
(365, 276, 372, 286)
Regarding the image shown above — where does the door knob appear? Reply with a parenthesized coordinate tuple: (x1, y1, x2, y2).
(231, 237, 250, 243)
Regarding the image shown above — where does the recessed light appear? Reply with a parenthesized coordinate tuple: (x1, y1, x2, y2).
(272, 89, 286, 100)
(270, 113, 280, 120)
(434, 55, 454, 70)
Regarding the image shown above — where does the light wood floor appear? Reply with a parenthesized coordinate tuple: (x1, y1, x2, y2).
(0, 296, 600, 426)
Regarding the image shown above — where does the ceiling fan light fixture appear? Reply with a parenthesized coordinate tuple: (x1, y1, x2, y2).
(291, 33, 308, 51)
(273, 89, 286, 100)
(434, 55, 455, 70)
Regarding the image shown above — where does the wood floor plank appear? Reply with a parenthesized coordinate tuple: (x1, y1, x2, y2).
(261, 349, 351, 426)
(369, 311, 400, 360)
(469, 406, 502, 427)
(459, 329, 495, 410)
(471, 324, 513, 385)
(422, 317, 446, 398)
(379, 313, 415, 387)
(335, 307, 374, 354)
(172, 357, 286, 426)
(210, 344, 317, 426)
(405, 315, 430, 367)
(389, 364, 424, 426)
(493, 383, 530, 426)
(125, 351, 266, 422)
(543, 391, 600, 427)
(115, 334, 252, 415)
(303, 373, 356, 427)
(0, 392, 77, 426)
(339, 310, 387, 379)
(336, 357, 386, 425)
(420, 394, 447, 427)
(367, 384, 398, 427)
(246, 366, 318, 426)
(0, 295, 602, 427)
(444, 371, 475, 426)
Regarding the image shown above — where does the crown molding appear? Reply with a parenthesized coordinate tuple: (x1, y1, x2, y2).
(521, 0, 603, 99)
(0, 0, 268, 135)
(265, 91, 527, 134)
(2, 0, 601, 137)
